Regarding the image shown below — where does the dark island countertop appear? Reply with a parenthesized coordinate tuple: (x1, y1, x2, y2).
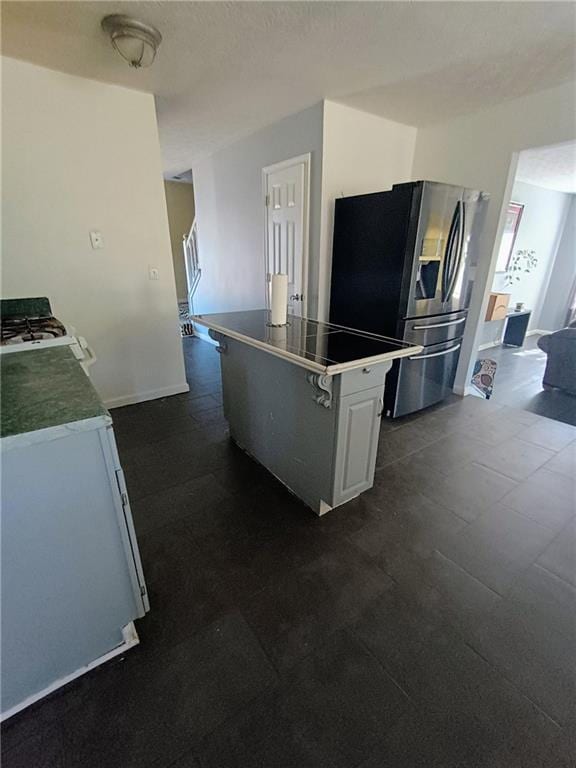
(194, 309, 422, 375)
(1, 347, 109, 446)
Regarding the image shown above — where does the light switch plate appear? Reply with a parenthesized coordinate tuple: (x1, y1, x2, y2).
(89, 231, 104, 249)
(149, 267, 159, 281)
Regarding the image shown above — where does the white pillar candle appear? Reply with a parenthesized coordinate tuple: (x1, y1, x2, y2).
(270, 273, 288, 326)
(269, 323, 287, 349)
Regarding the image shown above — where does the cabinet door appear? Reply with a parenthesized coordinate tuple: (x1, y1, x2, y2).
(332, 386, 383, 506)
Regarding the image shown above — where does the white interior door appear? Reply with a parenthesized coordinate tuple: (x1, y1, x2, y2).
(264, 155, 309, 317)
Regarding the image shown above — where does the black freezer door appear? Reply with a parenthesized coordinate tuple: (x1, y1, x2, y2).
(329, 181, 488, 335)
(384, 337, 463, 418)
(329, 183, 416, 337)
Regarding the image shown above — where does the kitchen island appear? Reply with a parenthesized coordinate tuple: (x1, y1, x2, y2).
(1, 347, 148, 718)
(194, 310, 422, 515)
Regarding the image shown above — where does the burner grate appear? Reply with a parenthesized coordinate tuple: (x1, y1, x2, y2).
(1, 316, 67, 344)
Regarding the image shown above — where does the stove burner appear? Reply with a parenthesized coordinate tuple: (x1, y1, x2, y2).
(1, 315, 67, 345)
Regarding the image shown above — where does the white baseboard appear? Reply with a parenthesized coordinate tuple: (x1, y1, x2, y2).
(105, 381, 190, 409)
(478, 340, 502, 351)
(1, 623, 139, 722)
(477, 329, 550, 353)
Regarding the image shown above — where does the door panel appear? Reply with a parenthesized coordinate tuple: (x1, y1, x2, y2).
(265, 159, 307, 317)
(333, 386, 383, 504)
(402, 310, 468, 347)
(389, 338, 462, 417)
(407, 182, 463, 317)
(446, 190, 489, 312)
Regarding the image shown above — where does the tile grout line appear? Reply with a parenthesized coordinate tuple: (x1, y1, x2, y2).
(351, 630, 417, 708)
(431, 549, 504, 599)
(462, 640, 564, 730)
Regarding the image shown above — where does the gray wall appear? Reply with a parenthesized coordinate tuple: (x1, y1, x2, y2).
(481, 181, 573, 346)
(539, 194, 576, 331)
(490, 180, 572, 330)
(192, 103, 324, 317)
(164, 180, 195, 300)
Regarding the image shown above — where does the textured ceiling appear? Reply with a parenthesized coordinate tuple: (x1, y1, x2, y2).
(2, 2, 575, 175)
(516, 142, 576, 194)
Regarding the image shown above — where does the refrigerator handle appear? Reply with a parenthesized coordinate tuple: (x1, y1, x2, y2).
(446, 201, 466, 302)
(412, 317, 466, 331)
(441, 202, 460, 302)
(409, 343, 461, 360)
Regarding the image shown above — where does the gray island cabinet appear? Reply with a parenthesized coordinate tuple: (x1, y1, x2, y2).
(194, 310, 422, 515)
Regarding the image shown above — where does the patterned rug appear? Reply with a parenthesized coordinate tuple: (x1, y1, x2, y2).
(471, 358, 497, 399)
(178, 301, 194, 337)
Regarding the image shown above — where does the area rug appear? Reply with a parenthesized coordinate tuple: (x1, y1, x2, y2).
(471, 358, 497, 399)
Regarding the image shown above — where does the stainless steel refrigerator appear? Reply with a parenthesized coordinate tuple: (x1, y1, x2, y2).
(329, 180, 489, 418)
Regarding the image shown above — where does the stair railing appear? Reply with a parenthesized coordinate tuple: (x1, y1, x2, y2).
(182, 219, 201, 328)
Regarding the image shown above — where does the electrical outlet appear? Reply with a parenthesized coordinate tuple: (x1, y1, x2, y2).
(149, 267, 159, 281)
(90, 231, 104, 249)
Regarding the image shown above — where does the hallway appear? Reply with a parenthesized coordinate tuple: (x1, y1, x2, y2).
(478, 335, 576, 426)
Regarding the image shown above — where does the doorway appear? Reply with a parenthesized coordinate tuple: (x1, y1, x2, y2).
(163, 171, 197, 336)
(263, 154, 310, 317)
(475, 140, 576, 425)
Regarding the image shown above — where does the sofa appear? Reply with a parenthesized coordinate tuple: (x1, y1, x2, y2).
(537, 321, 576, 395)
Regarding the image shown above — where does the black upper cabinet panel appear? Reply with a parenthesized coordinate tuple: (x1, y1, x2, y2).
(329, 184, 418, 337)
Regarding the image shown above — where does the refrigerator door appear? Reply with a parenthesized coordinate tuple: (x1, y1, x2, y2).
(329, 185, 415, 338)
(385, 337, 462, 418)
(402, 309, 468, 347)
(405, 182, 463, 318)
(405, 183, 486, 320)
(447, 188, 489, 312)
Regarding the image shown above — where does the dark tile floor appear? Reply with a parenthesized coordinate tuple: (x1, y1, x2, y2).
(3, 337, 576, 768)
(477, 335, 576, 426)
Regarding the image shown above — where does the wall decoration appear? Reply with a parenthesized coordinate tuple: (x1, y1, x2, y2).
(495, 202, 524, 272)
(504, 249, 538, 287)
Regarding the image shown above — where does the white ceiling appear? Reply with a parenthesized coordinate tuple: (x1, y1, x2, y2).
(516, 142, 576, 194)
(2, 2, 575, 175)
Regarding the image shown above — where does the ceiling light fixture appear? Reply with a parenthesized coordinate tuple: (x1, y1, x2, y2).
(101, 14, 162, 69)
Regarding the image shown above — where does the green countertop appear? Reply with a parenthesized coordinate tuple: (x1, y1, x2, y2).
(1, 347, 108, 439)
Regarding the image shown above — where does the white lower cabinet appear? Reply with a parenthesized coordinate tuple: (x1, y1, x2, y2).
(1, 421, 148, 718)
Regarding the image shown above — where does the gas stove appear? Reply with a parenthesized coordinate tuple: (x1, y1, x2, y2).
(0, 297, 96, 372)
(1, 316, 68, 345)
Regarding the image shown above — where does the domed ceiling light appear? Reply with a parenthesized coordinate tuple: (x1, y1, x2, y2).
(101, 14, 162, 69)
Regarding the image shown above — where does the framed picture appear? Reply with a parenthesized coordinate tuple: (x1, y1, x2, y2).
(495, 202, 524, 272)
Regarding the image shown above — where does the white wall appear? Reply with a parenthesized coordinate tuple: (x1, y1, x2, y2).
(540, 195, 576, 331)
(193, 104, 324, 317)
(2, 57, 187, 407)
(490, 180, 572, 328)
(164, 181, 195, 301)
(411, 81, 576, 392)
(318, 101, 417, 319)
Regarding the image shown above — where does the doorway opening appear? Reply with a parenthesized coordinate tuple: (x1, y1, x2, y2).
(164, 170, 198, 336)
(474, 140, 576, 425)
